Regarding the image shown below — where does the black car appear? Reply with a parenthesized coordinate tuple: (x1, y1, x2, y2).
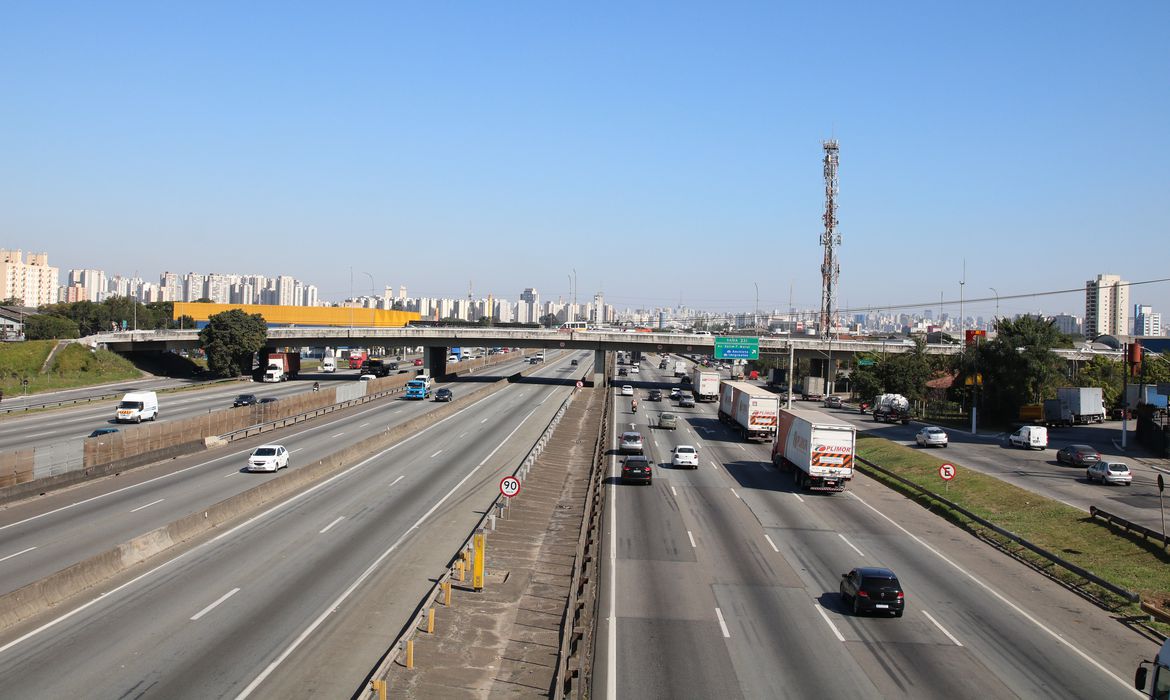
(88, 428, 119, 438)
(648, 389, 663, 402)
(839, 567, 904, 617)
(529, 358, 540, 365)
(435, 388, 453, 402)
(618, 367, 628, 376)
(233, 394, 258, 407)
(621, 455, 653, 485)
(259, 397, 279, 404)
(571, 359, 579, 366)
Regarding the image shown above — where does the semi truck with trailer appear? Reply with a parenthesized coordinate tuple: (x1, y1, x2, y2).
(260, 351, 300, 383)
(361, 358, 394, 378)
(872, 393, 911, 424)
(718, 380, 780, 442)
(347, 350, 368, 369)
(771, 406, 856, 492)
(692, 369, 721, 402)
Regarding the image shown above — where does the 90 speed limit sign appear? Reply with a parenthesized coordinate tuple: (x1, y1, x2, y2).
(500, 476, 521, 498)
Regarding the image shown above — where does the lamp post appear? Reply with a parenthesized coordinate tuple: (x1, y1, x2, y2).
(958, 259, 966, 339)
(989, 287, 999, 327)
(754, 282, 759, 333)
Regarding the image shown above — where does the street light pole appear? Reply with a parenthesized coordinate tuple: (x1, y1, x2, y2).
(754, 282, 759, 333)
(989, 287, 999, 328)
(959, 258, 966, 339)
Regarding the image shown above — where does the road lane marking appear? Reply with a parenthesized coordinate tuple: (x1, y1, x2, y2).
(922, 609, 963, 646)
(814, 604, 846, 642)
(739, 444, 746, 451)
(331, 432, 345, 438)
(458, 433, 467, 439)
(431, 450, 443, 458)
(319, 517, 344, 534)
(714, 607, 731, 638)
(0, 546, 36, 563)
(687, 531, 696, 548)
(763, 535, 779, 552)
(291, 448, 304, 453)
(848, 492, 1138, 694)
(607, 397, 618, 700)
(791, 492, 804, 503)
(190, 587, 240, 621)
(730, 488, 740, 500)
(224, 471, 239, 477)
(389, 474, 404, 486)
(129, 498, 165, 513)
(394, 410, 402, 414)
(481, 418, 488, 423)
(709, 461, 720, 470)
(838, 533, 864, 557)
(359, 422, 369, 428)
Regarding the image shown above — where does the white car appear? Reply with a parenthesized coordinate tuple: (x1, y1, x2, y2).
(1087, 461, 1133, 486)
(621, 385, 634, 396)
(619, 431, 644, 454)
(247, 444, 289, 473)
(630, 365, 640, 374)
(915, 427, 948, 448)
(671, 445, 699, 469)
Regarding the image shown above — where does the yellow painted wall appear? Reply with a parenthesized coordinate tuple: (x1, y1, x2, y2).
(173, 302, 420, 327)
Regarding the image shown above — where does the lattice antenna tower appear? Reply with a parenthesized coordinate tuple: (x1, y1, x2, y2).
(819, 139, 841, 339)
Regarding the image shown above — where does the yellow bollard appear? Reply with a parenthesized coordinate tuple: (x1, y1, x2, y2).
(406, 639, 414, 669)
(443, 580, 452, 606)
(472, 530, 486, 591)
(372, 679, 387, 699)
(457, 559, 465, 582)
(427, 607, 435, 634)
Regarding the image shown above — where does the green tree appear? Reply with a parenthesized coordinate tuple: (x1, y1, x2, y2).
(24, 314, 80, 339)
(538, 313, 558, 328)
(1, 296, 23, 306)
(1076, 356, 1126, 408)
(966, 315, 1068, 422)
(199, 309, 268, 377)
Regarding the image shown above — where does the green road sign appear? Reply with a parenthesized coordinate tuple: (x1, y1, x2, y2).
(714, 336, 759, 360)
(858, 358, 875, 366)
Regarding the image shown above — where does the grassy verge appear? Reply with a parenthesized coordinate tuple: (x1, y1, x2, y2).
(856, 433, 1170, 617)
(0, 342, 143, 396)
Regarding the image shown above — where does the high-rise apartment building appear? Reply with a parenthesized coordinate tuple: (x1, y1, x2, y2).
(183, 273, 206, 302)
(1050, 314, 1083, 337)
(1135, 304, 1163, 337)
(1084, 274, 1129, 339)
(0, 249, 59, 307)
(159, 272, 182, 302)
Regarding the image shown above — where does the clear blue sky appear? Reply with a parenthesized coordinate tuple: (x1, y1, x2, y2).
(3, 1, 1168, 321)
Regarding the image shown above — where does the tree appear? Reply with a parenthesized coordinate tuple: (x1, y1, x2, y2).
(199, 309, 268, 377)
(24, 314, 80, 340)
(538, 313, 559, 328)
(0, 297, 23, 306)
(963, 314, 1068, 422)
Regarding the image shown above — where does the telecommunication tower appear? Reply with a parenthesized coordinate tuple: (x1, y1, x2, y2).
(819, 140, 840, 339)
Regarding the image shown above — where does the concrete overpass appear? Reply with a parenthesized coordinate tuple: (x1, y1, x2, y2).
(86, 327, 1121, 384)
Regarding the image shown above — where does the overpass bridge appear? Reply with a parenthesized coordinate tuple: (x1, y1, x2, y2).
(86, 327, 1120, 384)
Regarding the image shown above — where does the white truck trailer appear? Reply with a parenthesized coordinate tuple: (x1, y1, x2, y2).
(718, 380, 779, 442)
(674, 360, 688, 378)
(771, 406, 856, 492)
(692, 369, 721, 402)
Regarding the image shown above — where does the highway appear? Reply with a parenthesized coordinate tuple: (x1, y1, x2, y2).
(593, 355, 1152, 699)
(0, 349, 589, 697)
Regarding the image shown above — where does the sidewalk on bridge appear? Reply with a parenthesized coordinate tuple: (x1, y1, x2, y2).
(384, 385, 602, 699)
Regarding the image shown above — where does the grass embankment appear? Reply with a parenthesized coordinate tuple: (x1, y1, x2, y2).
(0, 341, 143, 396)
(856, 434, 1170, 612)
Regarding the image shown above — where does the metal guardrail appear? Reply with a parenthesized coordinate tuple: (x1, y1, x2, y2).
(0, 391, 121, 414)
(217, 385, 408, 442)
(856, 456, 1140, 603)
(364, 382, 578, 694)
(1090, 505, 1170, 551)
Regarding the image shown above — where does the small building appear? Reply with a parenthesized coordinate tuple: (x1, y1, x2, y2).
(0, 306, 31, 341)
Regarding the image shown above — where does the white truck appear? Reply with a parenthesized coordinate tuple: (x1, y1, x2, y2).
(872, 393, 911, 424)
(115, 391, 159, 423)
(718, 380, 780, 442)
(674, 360, 688, 378)
(1136, 637, 1170, 698)
(263, 356, 291, 383)
(771, 406, 855, 492)
(801, 376, 825, 401)
(692, 369, 721, 402)
(1048, 387, 1106, 425)
(321, 355, 336, 373)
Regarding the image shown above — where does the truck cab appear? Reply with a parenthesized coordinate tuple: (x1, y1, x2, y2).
(1136, 637, 1170, 698)
(321, 356, 336, 373)
(405, 379, 430, 400)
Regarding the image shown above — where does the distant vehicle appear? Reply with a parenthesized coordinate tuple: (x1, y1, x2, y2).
(1056, 444, 1101, 467)
(674, 360, 688, 377)
(233, 394, 258, 407)
(1044, 387, 1107, 426)
(348, 351, 368, 369)
(872, 393, 911, 424)
(679, 393, 696, 408)
(405, 379, 430, 399)
(1087, 461, 1132, 486)
(659, 361, 668, 370)
(648, 389, 663, 401)
(571, 359, 579, 366)
(359, 374, 374, 382)
(321, 356, 336, 373)
(435, 388, 453, 402)
(801, 376, 825, 401)
(773, 406, 855, 491)
(671, 445, 699, 468)
(246, 444, 289, 473)
(619, 431, 644, 454)
(839, 567, 904, 617)
(823, 395, 843, 409)
(618, 368, 628, 376)
(670, 387, 682, 400)
(915, 427, 948, 448)
(259, 397, 279, 404)
(88, 428, 119, 438)
(658, 412, 678, 430)
(621, 385, 634, 397)
(362, 358, 395, 378)
(1009, 425, 1048, 450)
(535, 352, 545, 362)
(448, 354, 460, 363)
(261, 351, 300, 383)
(692, 369, 721, 402)
(413, 358, 424, 366)
(558, 321, 590, 332)
(621, 455, 653, 485)
(115, 391, 159, 423)
(630, 365, 640, 374)
(718, 381, 779, 442)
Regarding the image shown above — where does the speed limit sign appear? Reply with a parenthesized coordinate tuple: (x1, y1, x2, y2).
(938, 463, 956, 481)
(500, 476, 521, 498)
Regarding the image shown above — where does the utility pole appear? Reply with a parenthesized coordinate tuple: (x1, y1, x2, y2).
(819, 139, 841, 340)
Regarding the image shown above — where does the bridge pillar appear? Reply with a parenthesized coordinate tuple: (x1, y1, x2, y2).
(426, 347, 447, 378)
(593, 350, 606, 387)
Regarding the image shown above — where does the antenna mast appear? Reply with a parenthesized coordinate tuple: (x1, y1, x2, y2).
(819, 139, 840, 339)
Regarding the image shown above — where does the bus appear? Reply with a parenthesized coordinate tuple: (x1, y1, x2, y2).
(558, 321, 590, 332)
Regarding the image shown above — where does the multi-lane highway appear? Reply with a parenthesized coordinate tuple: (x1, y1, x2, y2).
(0, 351, 589, 697)
(594, 354, 1152, 699)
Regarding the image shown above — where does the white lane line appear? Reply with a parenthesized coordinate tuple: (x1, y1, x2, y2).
(458, 433, 467, 439)
(332, 433, 346, 439)
(714, 607, 731, 638)
(838, 533, 864, 557)
(481, 418, 488, 423)
(319, 517, 344, 534)
(730, 488, 740, 500)
(607, 397, 618, 700)
(763, 534, 779, 552)
(0, 546, 36, 563)
(814, 604, 846, 642)
(291, 448, 304, 453)
(739, 444, 746, 451)
(671, 486, 678, 497)
(224, 471, 239, 477)
(394, 410, 402, 414)
(390, 475, 405, 486)
(687, 530, 697, 548)
(791, 492, 804, 503)
(359, 422, 369, 428)
(922, 609, 964, 647)
(129, 498, 165, 513)
(430, 450, 443, 458)
(848, 492, 1138, 694)
(709, 461, 720, 470)
(190, 587, 240, 621)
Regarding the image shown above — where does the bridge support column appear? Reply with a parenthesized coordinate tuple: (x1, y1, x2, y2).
(426, 346, 447, 379)
(593, 350, 606, 388)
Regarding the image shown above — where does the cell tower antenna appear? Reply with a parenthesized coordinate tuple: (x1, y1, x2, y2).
(819, 139, 841, 339)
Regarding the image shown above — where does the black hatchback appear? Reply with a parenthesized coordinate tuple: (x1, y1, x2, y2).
(840, 567, 904, 617)
(435, 388, 453, 402)
(648, 389, 663, 401)
(233, 394, 258, 407)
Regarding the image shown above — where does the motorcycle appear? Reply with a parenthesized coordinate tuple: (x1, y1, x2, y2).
(313, 382, 320, 392)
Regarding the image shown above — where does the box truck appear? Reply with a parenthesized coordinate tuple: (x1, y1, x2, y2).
(1044, 387, 1106, 426)
(718, 380, 780, 442)
(801, 376, 825, 401)
(771, 406, 855, 491)
(674, 360, 688, 378)
(692, 369, 721, 402)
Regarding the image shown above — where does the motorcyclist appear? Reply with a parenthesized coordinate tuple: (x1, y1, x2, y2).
(631, 398, 638, 413)
(313, 381, 320, 392)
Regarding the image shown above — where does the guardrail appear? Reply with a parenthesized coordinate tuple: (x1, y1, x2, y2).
(364, 378, 579, 694)
(1090, 505, 1170, 551)
(857, 456, 1140, 603)
(0, 377, 248, 416)
(217, 385, 409, 442)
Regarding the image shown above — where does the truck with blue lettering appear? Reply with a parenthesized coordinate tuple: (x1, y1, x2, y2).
(405, 378, 430, 400)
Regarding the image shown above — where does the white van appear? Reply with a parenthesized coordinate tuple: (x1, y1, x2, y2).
(321, 356, 336, 373)
(115, 391, 159, 423)
(1009, 425, 1047, 450)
